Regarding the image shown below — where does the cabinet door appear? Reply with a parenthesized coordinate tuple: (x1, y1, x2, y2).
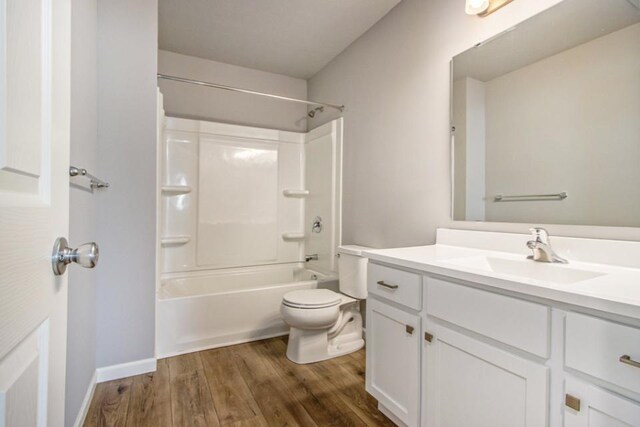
(423, 324, 548, 427)
(564, 378, 640, 427)
(366, 297, 421, 426)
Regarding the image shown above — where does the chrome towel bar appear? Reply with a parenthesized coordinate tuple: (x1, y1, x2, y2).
(69, 166, 109, 191)
(494, 192, 567, 202)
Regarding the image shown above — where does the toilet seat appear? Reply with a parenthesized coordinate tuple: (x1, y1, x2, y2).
(282, 289, 342, 309)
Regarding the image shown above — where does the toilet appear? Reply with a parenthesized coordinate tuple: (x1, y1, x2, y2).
(281, 245, 369, 364)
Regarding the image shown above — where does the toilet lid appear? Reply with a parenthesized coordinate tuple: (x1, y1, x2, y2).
(283, 289, 342, 308)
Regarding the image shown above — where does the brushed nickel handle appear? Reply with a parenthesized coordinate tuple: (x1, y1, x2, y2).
(377, 280, 399, 289)
(406, 325, 414, 335)
(424, 332, 434, 343)
(565, 394, 580, 411)
(620, 355, 640, 369)
(52, 237, 99, 276)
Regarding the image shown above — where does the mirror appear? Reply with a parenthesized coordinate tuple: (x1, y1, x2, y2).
(451, 0, 640, 227)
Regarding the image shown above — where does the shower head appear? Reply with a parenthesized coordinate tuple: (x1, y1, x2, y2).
(308, 106, 324, 118)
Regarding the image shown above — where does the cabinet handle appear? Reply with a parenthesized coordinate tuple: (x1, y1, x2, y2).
(377, 280, 399, 289)
(565, 394, 581, 412)
(406, 325, 414, 335)
(424, 332, 434, 343)
(620, 355, 640, 369)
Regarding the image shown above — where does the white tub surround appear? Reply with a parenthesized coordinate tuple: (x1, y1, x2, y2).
(363, 229, 640, 427)
(157, 114, 344, 357)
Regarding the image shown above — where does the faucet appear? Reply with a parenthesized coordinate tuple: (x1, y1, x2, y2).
(526, 228, 568, 264)
(305, 254, 319, 262)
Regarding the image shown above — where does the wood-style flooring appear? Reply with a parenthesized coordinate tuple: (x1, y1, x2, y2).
(84, 336, 394, 426)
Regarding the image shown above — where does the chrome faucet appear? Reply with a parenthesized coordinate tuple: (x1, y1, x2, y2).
(305, 254, 319, 262)
(526, 228, 568, 264)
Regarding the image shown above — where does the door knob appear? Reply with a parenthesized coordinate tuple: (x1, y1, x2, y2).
(52, 237, 99, 275)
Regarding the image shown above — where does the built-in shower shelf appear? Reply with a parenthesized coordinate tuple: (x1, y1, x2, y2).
(282, 233, 305, 241)
(161, 236, 191, 246)
(283, 189, 309, 198)
(162, 185, 192, 195)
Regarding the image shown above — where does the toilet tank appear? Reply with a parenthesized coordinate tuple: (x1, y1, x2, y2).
(337, 245, 371, 299)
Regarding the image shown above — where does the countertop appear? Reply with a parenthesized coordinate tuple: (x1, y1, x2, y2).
(363, 244, 640, 320)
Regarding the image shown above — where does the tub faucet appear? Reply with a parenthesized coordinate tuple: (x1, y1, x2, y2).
(305, 254, 318, 262)
(526, 227, 568, 264)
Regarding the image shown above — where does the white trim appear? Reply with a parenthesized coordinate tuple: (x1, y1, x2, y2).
(378, 403, 408, 427)
(72, 370, 97, 427)
(96, 358, 156, 383)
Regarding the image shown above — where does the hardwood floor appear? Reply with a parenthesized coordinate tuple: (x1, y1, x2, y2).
(84, 337, 394, 427)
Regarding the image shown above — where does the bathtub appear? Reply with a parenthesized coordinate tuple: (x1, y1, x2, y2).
(156, 263, 338, 358)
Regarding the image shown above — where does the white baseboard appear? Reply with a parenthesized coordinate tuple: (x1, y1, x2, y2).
(96, 358, 157, 383)
(73, 370, 97, 427)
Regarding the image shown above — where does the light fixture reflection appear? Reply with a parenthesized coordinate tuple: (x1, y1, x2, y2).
(466, 0, 514, 17)
(466, 0, 490, 15)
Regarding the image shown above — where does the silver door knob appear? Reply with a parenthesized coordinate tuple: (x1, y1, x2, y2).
(52, 237, 99, 275)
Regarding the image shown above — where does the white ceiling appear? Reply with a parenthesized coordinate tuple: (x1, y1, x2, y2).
(158, 0, 401, 79)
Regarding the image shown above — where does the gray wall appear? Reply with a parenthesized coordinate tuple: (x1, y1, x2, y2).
(158, 50, 308, 132)
(308, 0, 640, 247)
(66, 0, 97, 425)
(96, 0, 158, 368)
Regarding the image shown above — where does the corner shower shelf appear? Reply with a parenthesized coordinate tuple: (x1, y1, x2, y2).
(283, 189, 309, 198)
(162, 185, 192, 195)
(282, 233, 305, 241)
(160, 236, 191, 246)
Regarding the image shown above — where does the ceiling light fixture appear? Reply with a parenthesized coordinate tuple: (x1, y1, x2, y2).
(466, 0, 514, 17)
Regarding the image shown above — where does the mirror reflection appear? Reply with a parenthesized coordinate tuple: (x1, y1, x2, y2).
(452, 0, 640, 227)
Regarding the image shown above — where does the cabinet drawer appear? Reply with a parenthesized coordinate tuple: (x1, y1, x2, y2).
(565, 313, 640, 395)
(367, 263, 422, 310)
(426, 277, 550, 358)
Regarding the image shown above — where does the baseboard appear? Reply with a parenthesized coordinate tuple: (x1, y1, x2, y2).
(72, 370, 97, 427)
(96, 358, 157, 383)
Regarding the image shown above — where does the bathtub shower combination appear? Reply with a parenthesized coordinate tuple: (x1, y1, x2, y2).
(156, 111, 343, 357)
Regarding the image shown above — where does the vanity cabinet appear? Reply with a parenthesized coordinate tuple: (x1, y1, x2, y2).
(365, 261, 640, 427)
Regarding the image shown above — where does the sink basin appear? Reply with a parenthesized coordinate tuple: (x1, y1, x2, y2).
(443, 256, 606, 285)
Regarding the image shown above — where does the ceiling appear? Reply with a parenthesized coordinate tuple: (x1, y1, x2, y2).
(158, 0, 401, 79)
(453, 0, 640, 82)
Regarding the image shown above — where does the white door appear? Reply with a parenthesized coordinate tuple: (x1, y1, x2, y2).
(423, 324, 548, 427)
(0, 0, 71, 426)
(366, 298, 421, 427)
(564, 378, 640, 427)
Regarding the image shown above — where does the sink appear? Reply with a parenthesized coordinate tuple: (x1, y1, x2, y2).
(442, 256, 606, 285)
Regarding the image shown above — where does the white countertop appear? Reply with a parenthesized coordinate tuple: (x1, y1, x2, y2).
(363, 243, 640, 320)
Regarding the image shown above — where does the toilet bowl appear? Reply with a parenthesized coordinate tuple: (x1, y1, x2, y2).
(281, 245, 369, 364)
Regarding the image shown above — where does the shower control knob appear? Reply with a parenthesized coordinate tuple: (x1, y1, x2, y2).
(312, 216, 323, 233)
(52, 237, 100, 275)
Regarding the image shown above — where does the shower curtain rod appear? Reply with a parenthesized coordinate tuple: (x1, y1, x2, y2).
(157, 74, 345, 113)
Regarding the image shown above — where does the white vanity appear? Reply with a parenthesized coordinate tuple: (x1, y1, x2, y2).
(363, 229, 640, 427)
